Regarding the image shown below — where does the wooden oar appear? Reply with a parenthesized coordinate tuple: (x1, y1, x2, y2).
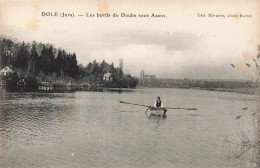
(120, 101, 149, 107)
(120, 101, 197, 111)
(166, 107, 197, 111)
(145, 106, 151, 113)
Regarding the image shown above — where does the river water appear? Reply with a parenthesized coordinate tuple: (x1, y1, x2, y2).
(0, 88, 258, 168)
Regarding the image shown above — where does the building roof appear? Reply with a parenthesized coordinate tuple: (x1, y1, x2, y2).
(104, 72, 112, 76)
(0, 66, 13, 74)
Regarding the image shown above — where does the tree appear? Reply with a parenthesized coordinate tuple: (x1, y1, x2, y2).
(69, 53, 78, 77)
(47, 45, 55, 73)
(4, 72, 19, 91)
(15, 42, 29, 69)
(39, 45, 47, 73)
(77, 64, 86, 78)
(0, 37, 15, 68)
(28, 44, 39, 74)
(91, 60, 101, 82)
(55, 50, 63, 76)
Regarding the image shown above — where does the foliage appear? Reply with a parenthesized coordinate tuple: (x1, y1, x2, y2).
(222, 45, 260, 168)
(1, 72, 19, 91)
(83, 60, 138, 88)
(0, 35, 138, 90)
(14, 42, 30, 69)
(25, 75, 39, 91)
(0, 35, 78, 78)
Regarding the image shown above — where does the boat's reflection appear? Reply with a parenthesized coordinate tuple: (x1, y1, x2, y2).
(145, 112, 166, 131)
(145, 112, 167, 120)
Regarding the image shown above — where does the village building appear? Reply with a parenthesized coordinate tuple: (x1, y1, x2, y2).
(144, 75, 156, 80)
(140, 69, 145, 80)
(140, 69, 156, 80)
(103, 72, 113, 81)
(0, 66, 13, 76)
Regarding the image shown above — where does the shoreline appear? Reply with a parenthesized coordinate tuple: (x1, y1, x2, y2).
(136, 86, 259, 95)
(1, 85, 259, 96)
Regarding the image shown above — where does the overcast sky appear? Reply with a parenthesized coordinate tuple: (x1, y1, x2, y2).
(1, 0, 259, 79)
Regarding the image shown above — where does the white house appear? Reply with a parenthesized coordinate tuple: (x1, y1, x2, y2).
(0, 66, 13, 76)
(103, 72, 112, 81)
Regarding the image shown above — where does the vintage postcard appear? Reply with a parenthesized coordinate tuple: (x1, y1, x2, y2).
(0, 0, 259, 167)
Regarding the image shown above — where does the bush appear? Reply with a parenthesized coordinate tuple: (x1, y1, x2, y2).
(4, 72, 19, 91)
(25, 75, 38, 91)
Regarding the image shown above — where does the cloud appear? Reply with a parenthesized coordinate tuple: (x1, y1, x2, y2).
(115, 31, 201, 51)
(86, 42, 250, 79)
(80, 30, 201, 52)
(87, 43, 213, 77)
(2, 0, 259, 80)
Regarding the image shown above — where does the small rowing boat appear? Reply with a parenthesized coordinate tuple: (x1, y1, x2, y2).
(147, 106, 167, 116)
(119, 101, 197, 117)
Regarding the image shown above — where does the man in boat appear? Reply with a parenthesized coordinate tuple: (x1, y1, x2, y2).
(153, 96, 167, 115)
(154, 96, 163, 108)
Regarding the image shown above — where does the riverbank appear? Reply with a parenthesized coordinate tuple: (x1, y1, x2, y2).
(138, 78, 259, 95)
(195, 87, 259, 95)
(137, 86, 259, 95)
(1, 81, 258, 95)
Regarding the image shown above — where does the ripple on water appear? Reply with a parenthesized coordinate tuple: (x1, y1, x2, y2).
(0, 89, 257, 168)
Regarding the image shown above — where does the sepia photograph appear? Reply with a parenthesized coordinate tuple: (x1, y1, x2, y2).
(0, 0, 259, 167)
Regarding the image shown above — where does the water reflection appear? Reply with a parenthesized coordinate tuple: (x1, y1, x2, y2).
(145, 112, 167, 132)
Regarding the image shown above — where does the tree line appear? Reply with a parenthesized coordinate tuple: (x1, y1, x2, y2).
(0, 35, 138, 91)
(78, 60, 138, 88)
(1, 36, 78, 77)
